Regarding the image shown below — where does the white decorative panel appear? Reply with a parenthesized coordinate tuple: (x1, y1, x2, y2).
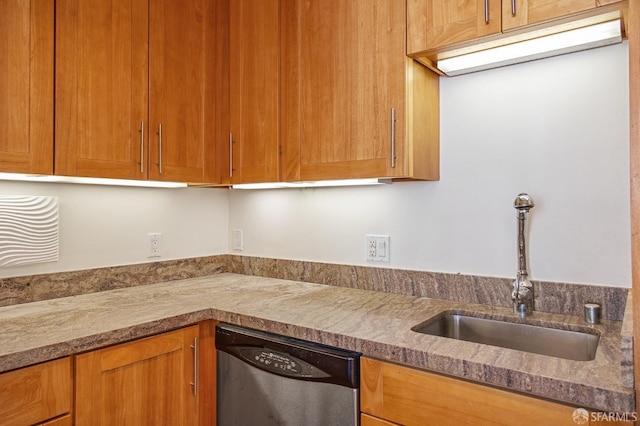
(0, 196, 59, 267)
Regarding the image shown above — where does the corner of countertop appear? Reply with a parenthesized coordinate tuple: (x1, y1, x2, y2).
(621, 289, 634, 388)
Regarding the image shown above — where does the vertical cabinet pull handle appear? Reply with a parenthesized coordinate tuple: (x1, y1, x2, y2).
(190, 337, 198, 396)
(511, 0, 516, 16)
(390, 108, 396, 168)
(158, 123, 163, 174)
(485, 0, 489, 23)
(229, 133, 234, 178)
(139, 121, 145, 173)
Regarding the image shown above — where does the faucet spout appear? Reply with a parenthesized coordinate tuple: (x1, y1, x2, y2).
(512, 193, 534, 316)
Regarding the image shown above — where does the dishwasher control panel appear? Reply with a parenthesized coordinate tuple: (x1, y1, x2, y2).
(239, 347, 315, 376)
(216, 323, 360, 387)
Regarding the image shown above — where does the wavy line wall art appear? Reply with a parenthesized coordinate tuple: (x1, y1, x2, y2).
(0, 196, 59, 267)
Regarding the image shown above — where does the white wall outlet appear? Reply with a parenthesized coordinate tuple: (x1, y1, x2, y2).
(366, 234, 390, 262)
(147, 233, 162, 258)
(232, 229, 244, 251)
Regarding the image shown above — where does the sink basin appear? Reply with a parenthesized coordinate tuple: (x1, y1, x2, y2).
(412, 311, 599, 361)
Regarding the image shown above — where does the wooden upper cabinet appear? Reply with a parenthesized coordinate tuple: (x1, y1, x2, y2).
(55, 0, 217, 183)
(418, 0, 502, 51)
(148, 0, 217, 183)
(228, 0, 280, 184)
(503, 0, 597, 31)
(408, 0, 619, 54)
(281, 0, 439, 181)
(75, 326, 201, 425)
(0, 0, 53, 175)
(55, 0, 149, 180)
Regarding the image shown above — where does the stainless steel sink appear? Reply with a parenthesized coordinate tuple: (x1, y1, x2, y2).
(412, 311, 600, 361)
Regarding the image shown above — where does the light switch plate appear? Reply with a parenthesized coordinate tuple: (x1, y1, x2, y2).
(232, 229, 244, 251)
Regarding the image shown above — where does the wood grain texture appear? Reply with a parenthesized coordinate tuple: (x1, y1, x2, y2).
(629, 0, 640, 417)
(75, 325, 199, 425)
(55, 0, 148, 179)
(56, 0, 217, 183)
(0, 357, 71, 426)
(362, 413, 401, 426)
(423, 0, 501, 50)
(281, 0, 438, 181)
(361, 357, 581, 426)
(229, 0, 279, 183)
(503, 0, 597, 31)
(0, 0, 53, 174)
(39, 414, 73, 426)
(148, 0, 217, 183)
(198, 320, 218, 426)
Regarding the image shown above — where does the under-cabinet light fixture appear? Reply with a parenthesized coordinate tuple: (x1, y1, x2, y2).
(0, 172, 188, 188)
(232, 178, 392, 190)
(438, 19, 622, 76)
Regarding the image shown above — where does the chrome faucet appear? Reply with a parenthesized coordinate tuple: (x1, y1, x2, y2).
(512, 193, 535, 316)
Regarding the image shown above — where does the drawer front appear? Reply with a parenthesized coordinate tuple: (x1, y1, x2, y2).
(361, 357, 578, 426)
(0, 357, 72, 426)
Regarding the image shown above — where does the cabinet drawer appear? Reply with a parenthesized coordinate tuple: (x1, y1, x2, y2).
(361, 357, 577, 426)
(0, 357, 72, 426)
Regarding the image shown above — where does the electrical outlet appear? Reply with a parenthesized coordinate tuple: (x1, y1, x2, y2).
(232, 229, 244, 251)
(366, 234, 390, 262)
(147, 233, 162, 258)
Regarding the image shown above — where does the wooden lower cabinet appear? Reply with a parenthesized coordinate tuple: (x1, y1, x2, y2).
(0, 357, 72, 426)
(38, 414, 73, 426)
(361, 357, 599, 426)
(75, 321, 216, 425)
(362, 413, 401, 426)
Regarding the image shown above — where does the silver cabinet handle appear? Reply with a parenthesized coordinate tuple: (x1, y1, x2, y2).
(157, 123, 163, 174)
(229, 132, 234, 178)
(390, 108, 396, 168)
(190, 337, 198, 396)
(511, 0, 516, 16)
(139, 121, 144, 173)
(485, 0, 489, 23)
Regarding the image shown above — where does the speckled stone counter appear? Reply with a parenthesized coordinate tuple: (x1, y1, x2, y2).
(0, 273, 632, 413)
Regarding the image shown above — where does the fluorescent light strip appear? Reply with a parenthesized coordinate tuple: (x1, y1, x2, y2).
(438, 19, 622, 76)
(0, 173, 187, 188)
(232, 179, 392, 189)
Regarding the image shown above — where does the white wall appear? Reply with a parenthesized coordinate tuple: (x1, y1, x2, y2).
(0, 43, 630, 287)
(228, 42, 631, 287)
(0, 181, 229, 278)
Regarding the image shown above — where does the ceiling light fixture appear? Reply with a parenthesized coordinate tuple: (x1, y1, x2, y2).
(438, 19, 622, 76)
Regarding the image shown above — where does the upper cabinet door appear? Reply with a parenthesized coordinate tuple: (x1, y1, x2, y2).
(55, 0, 149, 180)
(0, 0, 53, 174)
(281, 0, 408, 181)
(229, 0, 279, 184)
(148, 0, 217, 183)
(503, 0, 597, 31)
(422, 0, 502, 50)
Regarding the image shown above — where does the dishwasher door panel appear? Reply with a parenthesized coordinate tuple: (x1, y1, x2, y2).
(218, 351, 358, 426)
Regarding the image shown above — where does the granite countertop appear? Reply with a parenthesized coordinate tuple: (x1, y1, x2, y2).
(0, 273, 633, 413)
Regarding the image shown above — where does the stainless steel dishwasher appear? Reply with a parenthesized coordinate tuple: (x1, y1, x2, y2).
(216, 323, 360, 426)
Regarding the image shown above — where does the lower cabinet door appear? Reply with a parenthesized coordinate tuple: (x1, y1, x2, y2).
(75, 326, 200, 425)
